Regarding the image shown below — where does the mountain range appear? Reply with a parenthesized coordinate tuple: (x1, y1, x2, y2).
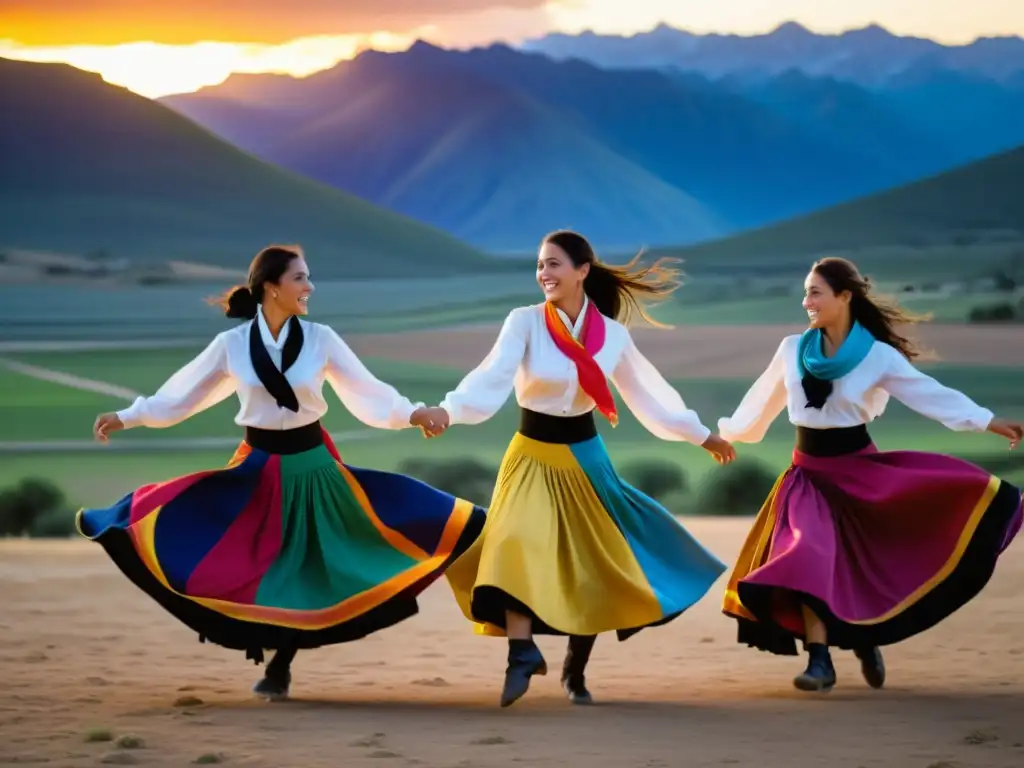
(0, 57, 491, 277)
(160, 40, 1024, 252)
(656, 144, 1024, 275)
(521, 21, 1024, 87)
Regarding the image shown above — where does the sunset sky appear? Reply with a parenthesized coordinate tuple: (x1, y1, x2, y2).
(2, 0, 1022, 98)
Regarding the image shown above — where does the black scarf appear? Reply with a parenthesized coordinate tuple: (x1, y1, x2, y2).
(249, 315, 304, 412)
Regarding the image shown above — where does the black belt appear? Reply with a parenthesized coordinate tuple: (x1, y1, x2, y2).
(795, 425, 872, 457)
(518, 408, 598, 444)
(244, 421, 324, 455)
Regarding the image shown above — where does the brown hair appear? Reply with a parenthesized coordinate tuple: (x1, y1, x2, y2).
(542, 230, 681, 327)
(209, 244, 303, 320)
(811, 256, 928, 360)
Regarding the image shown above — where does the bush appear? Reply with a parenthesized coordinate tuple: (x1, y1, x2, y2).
(968, 302, 1017, 323)
(620, 459, 688, 501)
(0, 477, 77, 537)
(398, 457, 497, 506)
(694, 459, 778, 516)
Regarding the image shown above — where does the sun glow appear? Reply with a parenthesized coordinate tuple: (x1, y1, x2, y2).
(0, 31, 416, 98)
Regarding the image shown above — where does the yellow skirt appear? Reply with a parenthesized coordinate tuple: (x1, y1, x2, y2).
(444, 423, 726, 639)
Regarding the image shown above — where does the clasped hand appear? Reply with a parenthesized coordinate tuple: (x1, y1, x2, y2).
(410, 406, 450, 438)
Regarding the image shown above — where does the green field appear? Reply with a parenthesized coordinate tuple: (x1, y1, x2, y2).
(2, 270, 1019, 345)
(4, 347, 1023, 511)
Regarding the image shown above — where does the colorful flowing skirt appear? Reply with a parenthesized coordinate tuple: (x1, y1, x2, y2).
(722, 425, 1023, 655)
(445, 409, 727, 640)
(76, 422, 486, 663)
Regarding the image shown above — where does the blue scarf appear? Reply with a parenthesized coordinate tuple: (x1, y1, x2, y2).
(796, 321, 875, 408)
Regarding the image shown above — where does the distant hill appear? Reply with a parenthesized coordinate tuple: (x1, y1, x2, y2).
(653, 145, 1024, 266)
(161, 43, 933, 251)
(0, 57, 493, 277)
(521, 22, 1024, 87)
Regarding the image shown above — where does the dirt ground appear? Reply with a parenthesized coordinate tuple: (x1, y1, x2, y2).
(347, 323, 1024, 377)
(2, 521, 1022, 768)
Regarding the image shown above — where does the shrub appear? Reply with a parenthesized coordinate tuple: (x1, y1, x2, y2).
(619, 459, 688, 501)
(0, 478, 77, 537)
(398, 457, 497, 506)
(967, 302, 1016, 323)
(694, 459, 778, 516)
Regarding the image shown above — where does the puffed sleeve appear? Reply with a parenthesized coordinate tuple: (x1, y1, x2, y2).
(439, 308, 528, 425)
(877, 345, 993, 432)
(116, 334, 235, 429)
(321, 326, 423, 429)
(717, 337, 791, 443)
(609, 332, 711, 445)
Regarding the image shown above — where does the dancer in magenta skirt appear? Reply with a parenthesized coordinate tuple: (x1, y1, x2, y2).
(718, 257, 1023, 693)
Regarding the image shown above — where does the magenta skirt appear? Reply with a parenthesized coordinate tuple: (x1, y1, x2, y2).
(723, 427, 1023, 655)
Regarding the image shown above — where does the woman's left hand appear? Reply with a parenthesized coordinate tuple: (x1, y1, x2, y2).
(988, 417, 1023, 449)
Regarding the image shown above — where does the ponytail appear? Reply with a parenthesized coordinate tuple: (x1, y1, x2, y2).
(210, 285, 260, 319)
(205, 244, 302, 321)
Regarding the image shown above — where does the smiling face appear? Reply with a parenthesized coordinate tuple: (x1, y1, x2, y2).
(537, 241, 589, 303)
(802, 269, 850, 330)
(265, 255, 314, 316)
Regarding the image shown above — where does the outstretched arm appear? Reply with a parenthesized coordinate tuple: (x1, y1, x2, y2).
(716, 337, 789, 444)
(878, 346, 1021, 446)
(322, 326, 425, 430)
(438, 309, 528, 426)
(610, 334, 714, 445)
(102, 335, 235, 437)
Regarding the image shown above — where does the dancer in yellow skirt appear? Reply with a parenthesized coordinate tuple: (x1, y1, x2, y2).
(419, 230, 734, 707)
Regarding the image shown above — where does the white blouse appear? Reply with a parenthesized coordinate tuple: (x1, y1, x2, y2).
(717, 334, 994, 443)
(116, 308, 422, 431)
(439, 299, 712, 445)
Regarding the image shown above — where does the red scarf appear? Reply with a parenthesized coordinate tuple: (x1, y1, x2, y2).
(544, 301, 618, 427)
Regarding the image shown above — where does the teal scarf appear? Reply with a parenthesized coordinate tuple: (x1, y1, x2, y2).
(796, 321, 875, 408)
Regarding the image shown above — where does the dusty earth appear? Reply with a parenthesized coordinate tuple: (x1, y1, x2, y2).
(2, 521, 1022, 768)
(347, 323, 1024, 377)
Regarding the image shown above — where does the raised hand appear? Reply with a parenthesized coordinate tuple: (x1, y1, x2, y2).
(410, 406, 451, 438)
(988, 417, 1023, 450)
(93, 412, 124, 443)
(701, 433, 736, 465)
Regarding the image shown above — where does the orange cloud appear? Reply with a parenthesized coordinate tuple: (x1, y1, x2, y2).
(0, 0, 549, 45)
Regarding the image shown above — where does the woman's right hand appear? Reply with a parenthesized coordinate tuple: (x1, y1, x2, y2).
(701, 433, 736, 465)
(988, 417, 1023, 449)
(93, 412, 124, 443)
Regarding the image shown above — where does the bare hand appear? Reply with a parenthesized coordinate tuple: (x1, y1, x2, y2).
(988, 417, 1023, 449)
(701, 433, 736, 465)
(410, 406, 450, 438)
(93, 412, 124, 443)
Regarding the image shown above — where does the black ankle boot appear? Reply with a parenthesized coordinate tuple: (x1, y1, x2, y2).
(500, 639, 547, 708)
(854, 646, 885, 689)
(793, 642, 836, 693)
(561, 635, 596, 705)
(252, 648, 295, 701)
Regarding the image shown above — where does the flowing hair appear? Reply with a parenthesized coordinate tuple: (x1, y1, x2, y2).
(542, 230, 681, 327)
(811, 256, 930, 360)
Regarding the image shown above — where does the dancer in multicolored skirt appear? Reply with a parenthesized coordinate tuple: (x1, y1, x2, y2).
(718, 256, 1023, 693)
(78, 245, 485, 700)
(416, 230, 733, 708)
